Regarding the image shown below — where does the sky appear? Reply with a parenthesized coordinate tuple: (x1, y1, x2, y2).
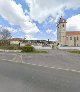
(0, 0, 80, 41)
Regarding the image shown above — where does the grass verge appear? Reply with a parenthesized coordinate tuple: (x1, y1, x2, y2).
(21, 51, 48, 54)
(68, 50, 80, 54)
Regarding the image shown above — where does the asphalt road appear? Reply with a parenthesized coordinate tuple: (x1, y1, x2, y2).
(0, 50, 80, 92)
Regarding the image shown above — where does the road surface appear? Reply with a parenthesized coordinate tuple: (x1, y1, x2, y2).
(0, 50, 80, 92)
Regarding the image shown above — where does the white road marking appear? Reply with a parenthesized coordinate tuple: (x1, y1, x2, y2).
(8, 60, 13, 62)
(50, 67, 55, 69)
(1, 56, 80, 74)
(43, 65, 48, 67)
(0, 53, 16, 56)
(22, 61, 25, 64)
(38, 65, 42, 66)
(2, 59, 7, 61)
(20, 55, 23, 63)
(28, 56, 32, 58)
(15, 61, 18, 62)
(64, 69, 70, 71)
(76, 71, 80, 73)
(32, 64, 36, 65)
(57, 68, 63, 70)
(12, 55, 17, 61)
(26, 63, 30, 65)
(71, 70, 77, 72)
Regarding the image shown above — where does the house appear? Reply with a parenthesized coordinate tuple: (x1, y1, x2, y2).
(21, 40, 48, 46)
(10, 38, 23, 45)
(10, 38, 53, 47)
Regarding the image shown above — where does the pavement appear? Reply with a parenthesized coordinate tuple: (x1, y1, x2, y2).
(0, 50, 80, 92)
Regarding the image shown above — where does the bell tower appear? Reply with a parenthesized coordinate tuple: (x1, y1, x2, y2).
(57, 16, 67, 46)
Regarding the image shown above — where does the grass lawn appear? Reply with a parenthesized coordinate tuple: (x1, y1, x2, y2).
(0, 44, 20, 50)
(0, 46, 8, 49)
(21, 51, 48, 54)
(68, 50, 80, 54)
(0, 45, 48, 54)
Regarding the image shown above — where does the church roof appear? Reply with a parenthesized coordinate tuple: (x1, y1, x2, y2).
(66, 31, 80, 36)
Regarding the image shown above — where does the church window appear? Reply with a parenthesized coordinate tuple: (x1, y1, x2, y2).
(66, 37, 68, 40)
(70, 37, 72, 40)
(77, 36, 79, 40)
(63, 24, 64, 27)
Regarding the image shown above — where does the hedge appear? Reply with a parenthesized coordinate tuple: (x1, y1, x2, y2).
(21, 45, 34, 52)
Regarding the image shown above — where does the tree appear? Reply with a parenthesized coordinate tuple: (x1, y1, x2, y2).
(0, 27, 11, 46)
(0, 27, 11, 40)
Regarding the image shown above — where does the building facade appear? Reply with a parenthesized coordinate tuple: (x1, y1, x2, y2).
(57, 16, 80, 46)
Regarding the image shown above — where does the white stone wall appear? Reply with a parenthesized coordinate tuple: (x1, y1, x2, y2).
(66, 35, 80, 46)
(59, 46, 80, 50)
(32, 45, 52, 50)
(10, 41, 20, 44)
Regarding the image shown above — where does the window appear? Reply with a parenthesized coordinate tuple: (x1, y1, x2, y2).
(70, 37, 72, 40)
(66, 37, 68, 40)
(63, 24, 64, 27)
(77, 36, 79, 40)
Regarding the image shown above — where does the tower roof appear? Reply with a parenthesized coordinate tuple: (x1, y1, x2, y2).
(58, 16, 67, 23)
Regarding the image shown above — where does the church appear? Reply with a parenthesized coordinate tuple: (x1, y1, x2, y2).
(57, 16, 80, 47)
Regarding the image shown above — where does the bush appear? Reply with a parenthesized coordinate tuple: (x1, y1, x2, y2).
(21, 45, 34, 52)
(7, 45, 20, 50)
(7, 46, 14, 50)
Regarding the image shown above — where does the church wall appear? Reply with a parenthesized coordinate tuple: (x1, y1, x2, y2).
(66, 35, 80, 46)
(66, 36, 74, 46)
(57, 17, 80, 47)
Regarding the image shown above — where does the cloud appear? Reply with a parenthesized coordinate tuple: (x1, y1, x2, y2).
(46, 29, 52, 34)
(67, 14, 80, 31)
(0, 0, 40, 36)
(26, 0, 80, 23)
(25, 34, 37, 40)
(53, 30, 57, 35)
(0, 25, 14, 32)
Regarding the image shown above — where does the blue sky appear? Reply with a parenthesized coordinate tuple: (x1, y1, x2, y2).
(0, 0, 80, 40)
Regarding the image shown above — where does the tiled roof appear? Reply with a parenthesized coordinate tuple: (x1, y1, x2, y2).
(66, 31, 80, 36)
(10, 38, 23, 41)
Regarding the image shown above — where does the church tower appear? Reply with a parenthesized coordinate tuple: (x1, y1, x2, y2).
(57, 16, 67, 46)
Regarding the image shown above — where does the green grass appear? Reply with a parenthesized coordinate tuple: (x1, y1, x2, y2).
(68, 50, 80, 54)
(0, 46, 8, 49)
(0, 44, 20, 50)
(21, 51, 48, 54)
(10, 44, 19, 46)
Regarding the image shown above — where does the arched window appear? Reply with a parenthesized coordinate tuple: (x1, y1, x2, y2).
(66, 37, 68, 40)
(77, 36, 79, 40)
(70, 37, 72, 40)
(63, 24, 64, 27)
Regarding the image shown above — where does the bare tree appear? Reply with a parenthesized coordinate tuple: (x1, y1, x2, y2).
(0, 27, 11, 46)
(0, 27, 11, 40)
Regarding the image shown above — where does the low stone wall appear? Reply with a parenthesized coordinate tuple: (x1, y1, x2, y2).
(32, 45, 52, 50)
(58, 46, 80, 50)
(0, 49, 21, 52)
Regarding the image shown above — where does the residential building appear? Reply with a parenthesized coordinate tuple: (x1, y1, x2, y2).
(10, 38, 23, 45)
